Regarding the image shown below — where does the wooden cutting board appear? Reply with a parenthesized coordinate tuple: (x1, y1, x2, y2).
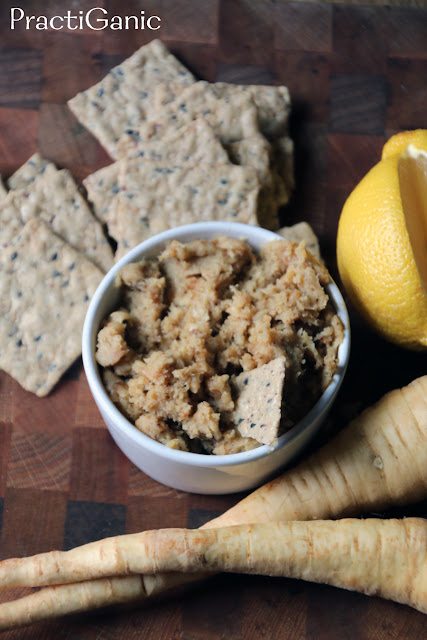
(0, 1, 426, 638)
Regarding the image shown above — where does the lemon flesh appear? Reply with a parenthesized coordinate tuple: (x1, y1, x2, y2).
(398, 145, 427, 297)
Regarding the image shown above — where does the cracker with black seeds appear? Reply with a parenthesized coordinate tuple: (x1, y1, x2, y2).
(85, 120, 230, 223)
(117, 118, 230, 165)
(278, 221, 322, 262)
(226, 134, 280, 230)
(7, 153, 54, 190)
(109, 159, 260, 260)
(150, 80, 260, 144)
(0, 193, 25, 250)
(6, 167, 113, 272)
(0, 166, 61, 251)
(68, 40, 195, 159)
(232, 356, 286, 447)
(213, 83, 291, 139)
(83, 163, 121, 224)
(0, 219, 103, 397)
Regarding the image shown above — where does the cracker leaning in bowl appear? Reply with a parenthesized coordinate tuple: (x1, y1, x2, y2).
(96, 235, 344, 454)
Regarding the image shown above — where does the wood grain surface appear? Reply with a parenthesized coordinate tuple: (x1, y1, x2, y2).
(0, 1, 427, 638)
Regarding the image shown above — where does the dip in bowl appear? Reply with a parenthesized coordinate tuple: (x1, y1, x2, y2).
(83, 222, 350, 494)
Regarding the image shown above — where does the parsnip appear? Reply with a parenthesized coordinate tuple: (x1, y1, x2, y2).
(207, 375, 427, 528)
(0, 576, 146, 631)
(145, 375, 427, 597)
(0, 375, 426, 629)
(0, 518, 426, 630)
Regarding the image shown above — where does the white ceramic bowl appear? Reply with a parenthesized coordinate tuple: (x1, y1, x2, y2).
(83, 222, 350, 495)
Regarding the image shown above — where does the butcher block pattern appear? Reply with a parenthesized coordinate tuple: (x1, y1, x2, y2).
(0, 1, 426, 638)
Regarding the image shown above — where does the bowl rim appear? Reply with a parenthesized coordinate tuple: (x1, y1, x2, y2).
(82, 222, 351, 469)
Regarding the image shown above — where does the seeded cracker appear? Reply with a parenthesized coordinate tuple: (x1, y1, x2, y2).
(226, 134, 279, 230)
(213, 83, 291, 139)
(109, 159, 259, 260)
(7, 153, 53, 190)
(83, 163, 122, 224)
(0, 193, 27, 250)
(232, 356, 286, 448)
(67, 40, 195, 159)
(117, 118, 229, 165)
(278, 222, 322, 263)
(0, 219, 103, 397)
(85, 120, 230, 223)
(4, 166, 113, 272)
(151, 81, 260, 143)
(212, 84, 293, 207)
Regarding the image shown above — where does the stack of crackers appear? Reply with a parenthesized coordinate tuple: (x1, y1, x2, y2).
(0, 156, 112, 396)
(69, 40, 296, 260)
(0, 39, 322, 399)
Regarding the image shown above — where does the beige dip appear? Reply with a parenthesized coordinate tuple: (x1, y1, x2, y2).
(96, 236, 344, 454)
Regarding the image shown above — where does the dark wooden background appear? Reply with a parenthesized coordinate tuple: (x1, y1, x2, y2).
(0, 1, 427, 638)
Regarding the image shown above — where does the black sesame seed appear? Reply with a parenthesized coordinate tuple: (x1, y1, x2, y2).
(238, 418, 244, 424)
(34, 335, 42, 342)
(243, 378, 248, 386)
(250, 422, 256, 429)
(97, 88, 104, 97)
(125, 129, 139, 140)
(69, 263, 75, 270)
(16, 339, 23, 347)
(84, 294, 90, 302)
(220, 179, 228, 185)
(53, 270, 61, 277)
(51, 252, 58, 261)
(10, 252, 18, 260)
